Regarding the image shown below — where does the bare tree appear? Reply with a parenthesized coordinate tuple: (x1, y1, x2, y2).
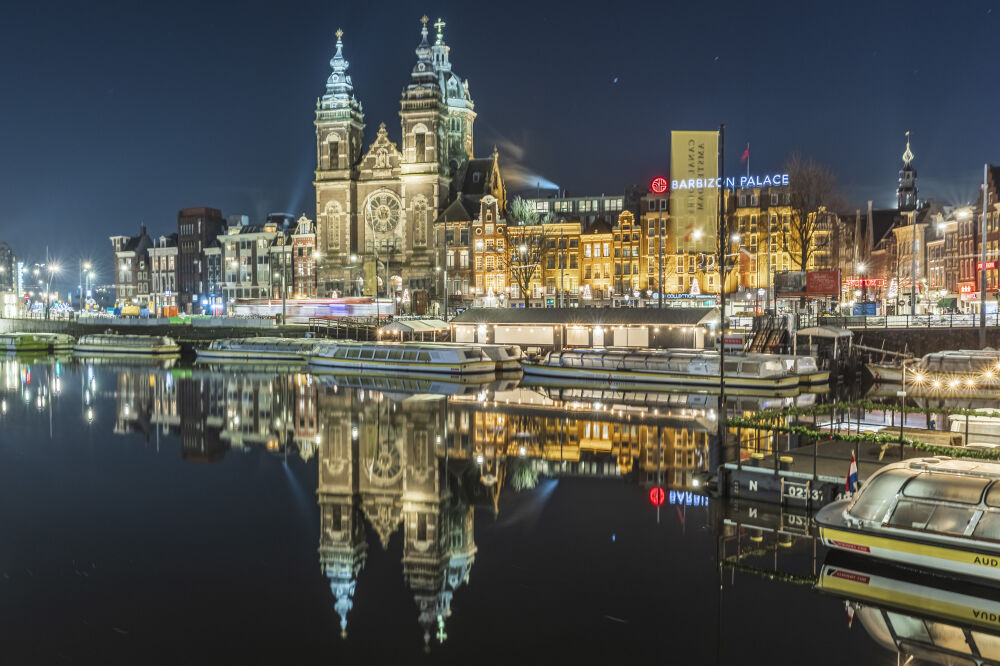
(501, 226, 549, 308)
(781, 154, 842, 271)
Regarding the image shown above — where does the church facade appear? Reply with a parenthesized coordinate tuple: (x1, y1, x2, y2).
(313, 18, 490, 308)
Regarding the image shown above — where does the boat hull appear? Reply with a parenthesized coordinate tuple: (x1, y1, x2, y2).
(74, 345, 181, 355)
(308, 356, 496, 375)
(196, 349, 308, 362)
(817, 499, 1000, 584)
(520, 362, 800, 391)
(867, 363, 903, 383)
(798, 371, 831, 385)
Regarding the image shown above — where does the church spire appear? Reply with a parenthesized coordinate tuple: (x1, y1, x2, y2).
(897, 131, 918, 211)
(320, 28, 359, 111)
(409, 15, 436, 87)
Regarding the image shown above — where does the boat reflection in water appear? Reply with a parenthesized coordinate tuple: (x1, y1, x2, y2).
(818, 555, 1000, 665)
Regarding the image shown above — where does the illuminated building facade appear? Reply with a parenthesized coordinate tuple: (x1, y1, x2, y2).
(313, 19, 502, 311)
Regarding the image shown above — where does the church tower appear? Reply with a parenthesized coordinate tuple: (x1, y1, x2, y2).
(315, 29, 365, 293)
(897, 131, 918, 211)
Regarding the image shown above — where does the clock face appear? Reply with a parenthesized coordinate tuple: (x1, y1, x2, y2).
(365, 191, 401, 233)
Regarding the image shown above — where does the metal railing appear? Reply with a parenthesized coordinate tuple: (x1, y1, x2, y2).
(799, 313, 1000, 329)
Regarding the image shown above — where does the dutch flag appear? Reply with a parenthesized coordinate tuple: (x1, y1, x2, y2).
(846, 454, 859, 494)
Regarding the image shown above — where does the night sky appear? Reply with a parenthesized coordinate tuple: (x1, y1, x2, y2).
(2, 0, 998, 288)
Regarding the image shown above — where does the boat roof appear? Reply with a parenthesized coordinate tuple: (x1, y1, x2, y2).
(877, 456, 1000, 481)
(450, 307, 719, 327)
(796, 326, 853, 339)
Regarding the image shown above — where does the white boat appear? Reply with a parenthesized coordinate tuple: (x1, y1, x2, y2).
(908, 349, 1000, 390)
(74, 333, 180, 355)
(817, 457, 1000, 584)
(0, 332, 75, 352)
(196, 337, 316, 362)
(769, 354, 829, 385)
(867, 362, 904, 383)
(308, 341, 496, 375)
(520, 348, 800, 391)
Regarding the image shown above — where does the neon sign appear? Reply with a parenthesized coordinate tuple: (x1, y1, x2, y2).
(978, 261, 997, 270)
(960, 283, 975, 294)
(670, 173, 790, 191)
(844, 278, 884, 288)
(649, 487, 665, 506)
(650, 176, 668, 194)
(669, 490, 709, 507)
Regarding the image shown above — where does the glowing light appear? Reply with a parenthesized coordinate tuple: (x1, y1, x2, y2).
(649, 487, 666, 507)
(650, 176, 668, 194)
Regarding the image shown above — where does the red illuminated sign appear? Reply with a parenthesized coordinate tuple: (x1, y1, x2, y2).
(650, 176, 668, 194)
(978, 261, 997, 270)
(649, 486, 665, 506)
(844, 278, 885, 288)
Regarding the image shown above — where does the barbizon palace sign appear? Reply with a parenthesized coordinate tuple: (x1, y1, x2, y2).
(670, 173, 790, 190)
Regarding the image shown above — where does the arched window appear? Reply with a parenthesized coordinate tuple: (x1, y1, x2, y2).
(412, 123, 428, 162)
(324, 201, 343, 251)
(411, 195, 428, 247)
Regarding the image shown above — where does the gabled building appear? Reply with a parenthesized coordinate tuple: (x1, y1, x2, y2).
(110, 225, 153, 305)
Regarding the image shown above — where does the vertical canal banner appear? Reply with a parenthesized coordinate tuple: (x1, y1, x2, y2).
(670, 130, 718, 254)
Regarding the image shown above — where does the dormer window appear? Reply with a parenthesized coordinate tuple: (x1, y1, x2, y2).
(486, 210, 493, 222)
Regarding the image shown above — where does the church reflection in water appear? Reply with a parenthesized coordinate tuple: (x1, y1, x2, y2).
(0, 357, 718, 647)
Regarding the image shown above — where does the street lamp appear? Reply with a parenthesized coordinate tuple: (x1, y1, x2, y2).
(45, 263, 61, 320)
(79, 261, 92, 312)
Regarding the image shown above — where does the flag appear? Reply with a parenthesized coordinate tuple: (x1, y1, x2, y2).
(846, 453, 859, 494)
(740, 143, 750, 164)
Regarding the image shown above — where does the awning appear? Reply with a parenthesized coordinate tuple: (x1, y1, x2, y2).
(380, 319, 449, 334)
(796, 326, 853, 339)
(937, 297, 958, 309)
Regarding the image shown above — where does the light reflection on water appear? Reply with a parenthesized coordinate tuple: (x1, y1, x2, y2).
(0, 354, 989, 663)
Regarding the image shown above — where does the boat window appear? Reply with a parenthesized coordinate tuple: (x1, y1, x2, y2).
(723, 361, 741, 373)
(887, 500, 935, 530)
(903, 473, 989, 504)
(360, 349, 375, 359)
(886, 612, 931, 643)
(374, 349, 389, 360)
(334, 348, 348, 358)
(971, 631, 1000, 660)
(347, 348, 361, 359)
(464, 351, 481, 360)
(389, 350, 404, 360)
(973, 512, 1000, 541)
(740, 362, 760, 374)
(848, 469, 912, 522)
(403, 351, 418, 361)
(926, 622, 976, 654)
(923, 504, 976, 535)
(418, 352, 431, 362)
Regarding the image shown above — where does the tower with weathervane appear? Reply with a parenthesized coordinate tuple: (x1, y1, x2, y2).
(898, 131, 918, 212)
(313, 17, 478, 309)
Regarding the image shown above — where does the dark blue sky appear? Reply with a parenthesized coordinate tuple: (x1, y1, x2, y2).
(2, 0, 998, 286)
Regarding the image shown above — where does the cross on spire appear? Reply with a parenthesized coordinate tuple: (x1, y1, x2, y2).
(335, 28, 343, 40)
(434, 18, 446, 45)
(902, 130, 914, 166)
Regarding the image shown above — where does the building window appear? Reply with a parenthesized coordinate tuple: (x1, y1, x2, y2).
(328, 138, 339, 169)
(415, 131, 426, 162)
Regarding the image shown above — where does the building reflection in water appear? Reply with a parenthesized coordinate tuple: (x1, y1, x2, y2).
(0, 356, 725, 649)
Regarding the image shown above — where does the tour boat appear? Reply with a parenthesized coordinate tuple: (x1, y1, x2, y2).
(196, 337, 316, 363)
(73, 333, 180, 355)
(308, 341, 496, 375)
(817, 556, 1000, 663)
(816, 457, 1000, 584)
(871, 349, 1000, 388)
(520, 348, 800, 392)
(0, 332, 75, 352)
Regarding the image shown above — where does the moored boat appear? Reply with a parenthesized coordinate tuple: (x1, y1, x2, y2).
(520, 348, 799, 391)
(308, 341, 495, 375)
(817, 457, 1000, 584)
(0, 332, 75, 352)
(196, 337, 316, 363)
(768, 354, 829, 385)
(74, 333, 180, 355)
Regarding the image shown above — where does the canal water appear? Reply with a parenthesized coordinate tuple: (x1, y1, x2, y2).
(0, 356, 984, 663)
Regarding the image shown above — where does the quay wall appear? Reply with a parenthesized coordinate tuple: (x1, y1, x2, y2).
(0, 317, 307, 347)
(852, 327, 1000, 356)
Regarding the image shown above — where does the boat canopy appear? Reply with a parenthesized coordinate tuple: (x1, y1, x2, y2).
(796, 326, 853, 339)
(380, 319, 449, 337)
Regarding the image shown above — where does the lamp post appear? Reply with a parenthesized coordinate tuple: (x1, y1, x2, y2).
(45, 263, 60, 320)
(79, 261, 91, 312)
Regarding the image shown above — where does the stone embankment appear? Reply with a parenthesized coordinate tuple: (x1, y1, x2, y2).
(853, 327, 1000, 357)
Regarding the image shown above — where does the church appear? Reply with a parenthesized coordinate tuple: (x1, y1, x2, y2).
(313, 17, 505, 309)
